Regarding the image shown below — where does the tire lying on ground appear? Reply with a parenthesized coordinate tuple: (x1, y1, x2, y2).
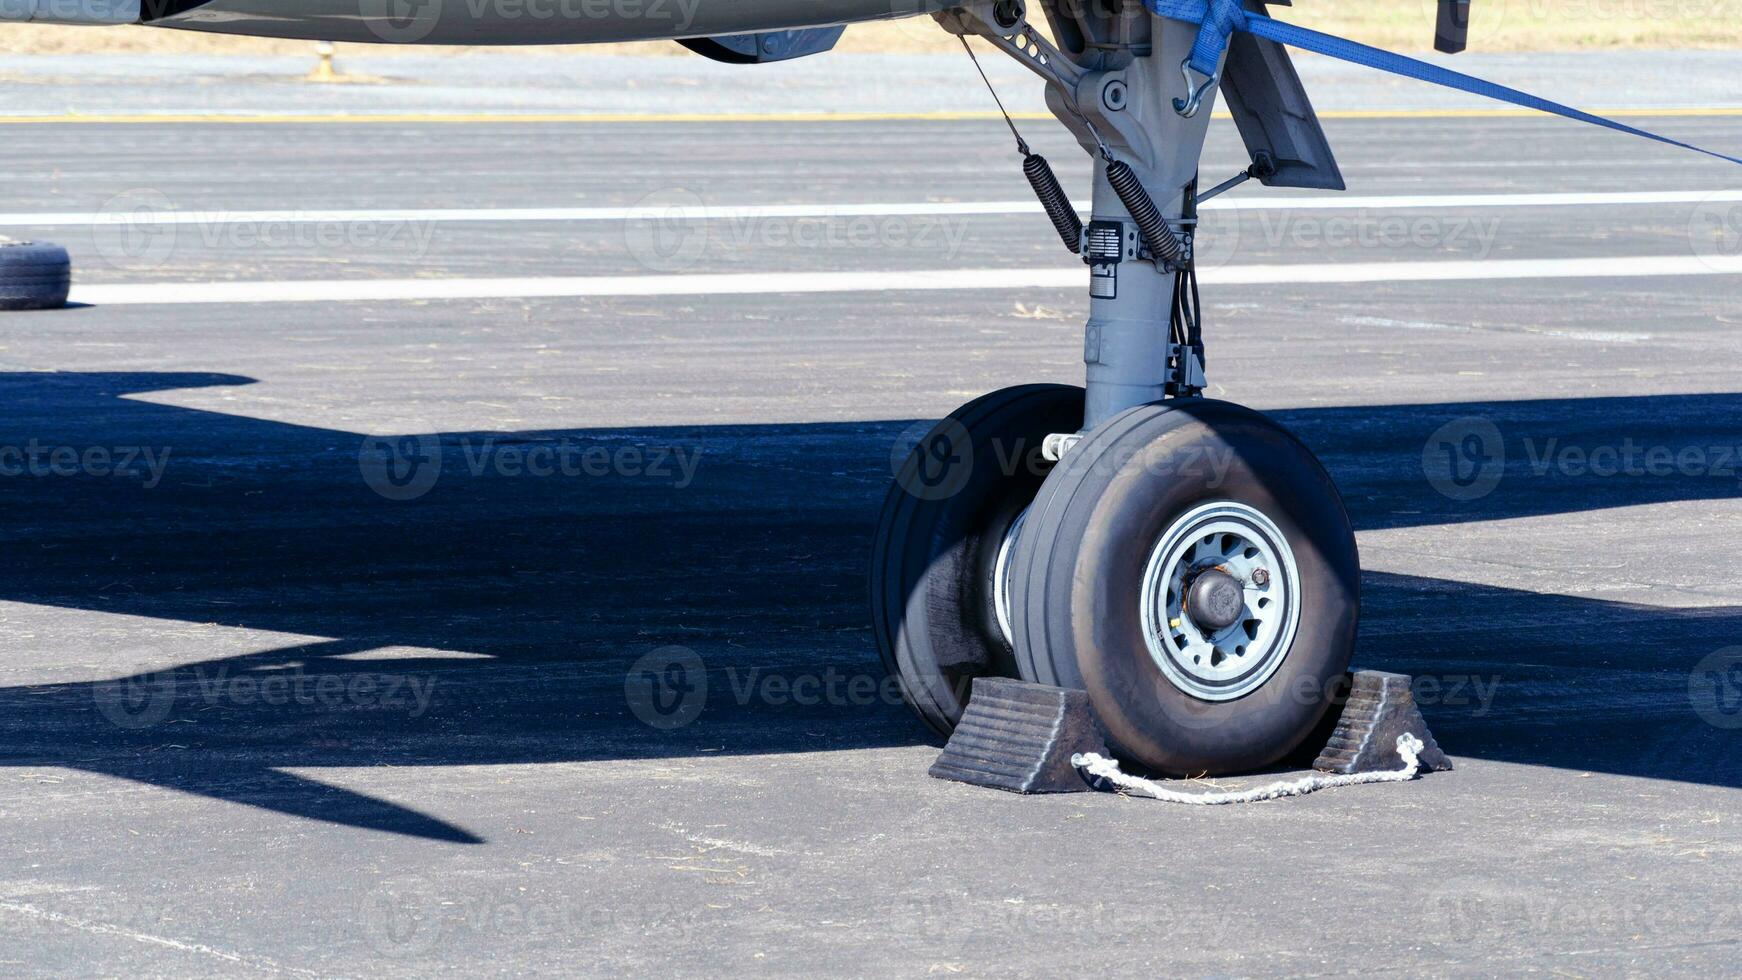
(0, 240, 71, 311)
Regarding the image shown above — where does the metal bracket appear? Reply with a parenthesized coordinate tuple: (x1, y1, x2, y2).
(1165, 342, 1206, 397)
(1041, 432, 1082, 461)
(936, 3, 1088, 96)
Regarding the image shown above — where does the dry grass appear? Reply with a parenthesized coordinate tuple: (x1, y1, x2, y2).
(0, 0, 1737, 57)
(1288, 0, 1742, 51)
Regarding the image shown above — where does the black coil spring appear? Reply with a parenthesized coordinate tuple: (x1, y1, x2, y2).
(1022, 153, 1083, 255)
(1104, 159, 1184, 266)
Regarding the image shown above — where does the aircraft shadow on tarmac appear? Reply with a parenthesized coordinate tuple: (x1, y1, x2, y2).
(0, 371, 1738, 843)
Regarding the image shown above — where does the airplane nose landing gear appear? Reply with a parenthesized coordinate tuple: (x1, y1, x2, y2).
(874, 1, 1359, 775)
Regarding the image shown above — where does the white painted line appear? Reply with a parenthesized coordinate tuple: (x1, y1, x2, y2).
(0, 202, 1043, 226)
(7, 190, 1742, 227)
(1224, 189, 1742, 212)
(0, 899, 325, 977)
(1207, 254, 1742, 284)
(66, 255, 1742, 307)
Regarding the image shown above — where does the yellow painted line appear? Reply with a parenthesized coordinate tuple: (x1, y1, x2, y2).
(0, 107, 1738, 125)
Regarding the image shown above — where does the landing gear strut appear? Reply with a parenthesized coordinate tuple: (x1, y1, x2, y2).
(873, 0, 1359, 775)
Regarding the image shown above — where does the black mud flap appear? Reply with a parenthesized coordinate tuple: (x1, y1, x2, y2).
(1217, 2, 1344, 191)
(678, 26, 846, 64)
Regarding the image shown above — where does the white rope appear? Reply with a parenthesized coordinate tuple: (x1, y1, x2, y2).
(1070, 733, 1425, 805)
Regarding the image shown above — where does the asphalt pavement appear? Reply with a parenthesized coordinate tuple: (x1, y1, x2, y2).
(0, 49, 1738, 977)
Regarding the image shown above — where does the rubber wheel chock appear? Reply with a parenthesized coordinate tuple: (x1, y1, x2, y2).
(928, 677, 1109, 794)
(1313, 670, 1454, 774)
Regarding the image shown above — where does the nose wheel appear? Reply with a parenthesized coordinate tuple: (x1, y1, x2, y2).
(878, 5, 1358, 771)
(1008, 399, 1360, 775)
(870, 384, 1084, 734)
(875, 393, 1359, 775)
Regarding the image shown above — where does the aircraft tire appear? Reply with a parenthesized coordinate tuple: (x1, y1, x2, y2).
(1009, 399, 1360, 775)
(870, 383, 1084, 736)
(0, 241, 70, 311)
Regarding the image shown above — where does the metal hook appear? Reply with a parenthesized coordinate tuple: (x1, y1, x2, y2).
(1172, 58, 1218, 118)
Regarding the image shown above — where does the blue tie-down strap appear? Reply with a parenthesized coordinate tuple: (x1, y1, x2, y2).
(1151, 0, 1742, 166)
(1184, 0, 1247, 79)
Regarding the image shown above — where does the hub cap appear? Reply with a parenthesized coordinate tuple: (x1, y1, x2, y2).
(1139, 501, 1301, 701)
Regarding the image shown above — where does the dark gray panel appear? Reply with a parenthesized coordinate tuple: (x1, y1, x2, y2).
(1216, 4, 1344, 191)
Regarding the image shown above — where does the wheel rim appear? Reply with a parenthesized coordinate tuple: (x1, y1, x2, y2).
(991, 507, 1028, 648)
(1139, 501, 1301, 702)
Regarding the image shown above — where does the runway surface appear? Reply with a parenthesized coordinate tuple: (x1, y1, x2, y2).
(0, 51, 1740, 976)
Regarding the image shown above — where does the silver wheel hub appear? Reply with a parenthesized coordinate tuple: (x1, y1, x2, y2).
(1140, 501, 1301, 702)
